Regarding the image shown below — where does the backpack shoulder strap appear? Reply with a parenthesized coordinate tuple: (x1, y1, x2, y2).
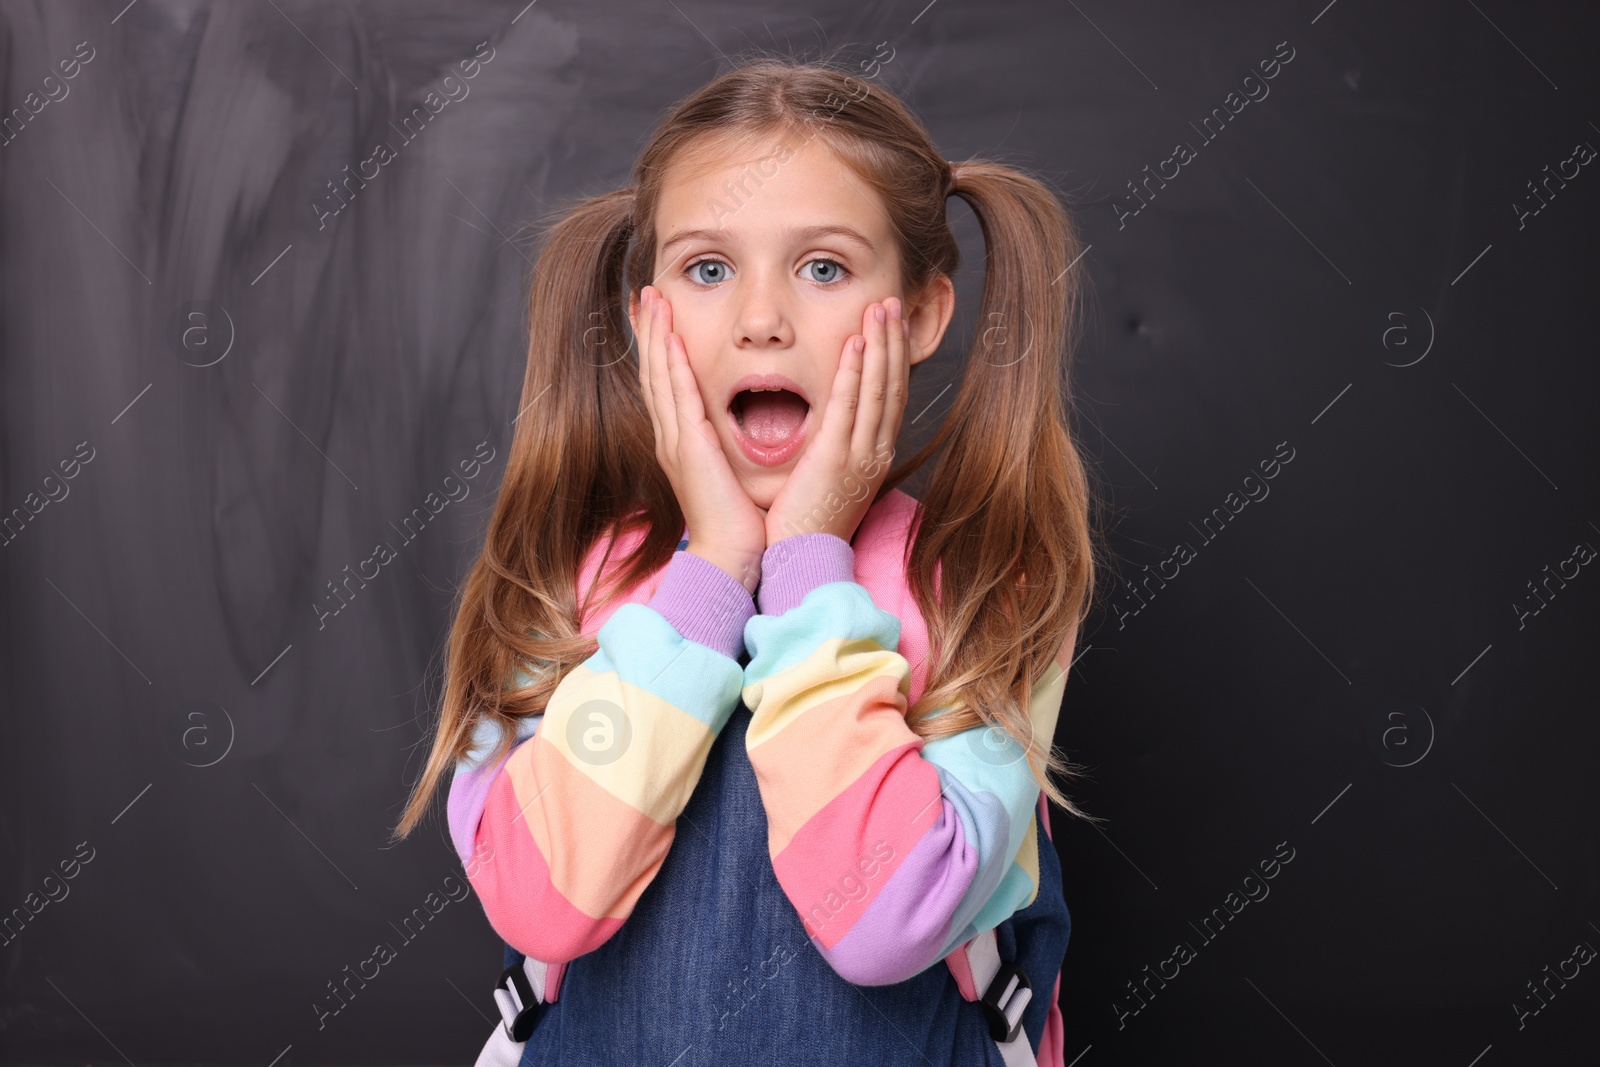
(850, 488, 937, 705)
(945, 926, 1038, 1066)
(474, 949, 567, 1067)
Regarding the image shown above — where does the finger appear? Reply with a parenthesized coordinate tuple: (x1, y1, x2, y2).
(823, 332, 866, 458)
(631, 287, 644, 384)
(882, 296, 909, 461)
(853, 302, 888, 462)
(663, 329, 702, 424)
(627, 287, 646, 396)
(652, 293, 679, 457)
(638, 289, 665, 456)
(665, 332, 719, 453)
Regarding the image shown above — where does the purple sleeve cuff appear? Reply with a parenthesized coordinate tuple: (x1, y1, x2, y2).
(648, 551, 756, 660)
(756, 533, 855, 616)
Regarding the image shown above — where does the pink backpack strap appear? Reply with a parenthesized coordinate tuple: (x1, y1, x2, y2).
(849, 489, 937, 704)
(1038, 973, 1066, 1067)
(544, 961, 566, 1001)
(1035, 792, 1066, 1067)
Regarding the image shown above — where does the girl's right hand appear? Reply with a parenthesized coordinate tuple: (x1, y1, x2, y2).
(631, 286, 766, 594)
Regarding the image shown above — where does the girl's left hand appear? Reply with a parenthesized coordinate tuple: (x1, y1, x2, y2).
(764, 296, 910, 548)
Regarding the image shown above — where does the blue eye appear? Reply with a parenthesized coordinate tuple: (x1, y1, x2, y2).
(804, 258, 848, 284)
(686, 258, 729, 286)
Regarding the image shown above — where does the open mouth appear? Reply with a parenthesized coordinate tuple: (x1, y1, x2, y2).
(728, 388, 811, 465)
(730, 388, 809, 441)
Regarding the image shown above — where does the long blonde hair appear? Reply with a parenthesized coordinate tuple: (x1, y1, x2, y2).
(392, 53, 1108, 843)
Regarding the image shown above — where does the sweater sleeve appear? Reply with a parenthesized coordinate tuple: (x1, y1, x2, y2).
(740, 533, 1075, 987)
(446, 549, 754, 963)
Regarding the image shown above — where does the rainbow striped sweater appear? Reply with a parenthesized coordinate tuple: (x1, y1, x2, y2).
(447, 531, 1072, 987)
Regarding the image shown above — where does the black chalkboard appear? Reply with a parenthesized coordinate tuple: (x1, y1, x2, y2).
(1, 1, 1594, 1064)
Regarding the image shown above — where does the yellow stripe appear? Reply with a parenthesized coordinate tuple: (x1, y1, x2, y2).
(743, 635, 908, 752)
(1016, 814, 1040, 908)
(537, 661, 716, 824)
(1028, 660, 1067, 746)
(1020, 655, 1066, 910)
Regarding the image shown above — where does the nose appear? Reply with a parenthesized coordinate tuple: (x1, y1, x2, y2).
(734, 266, 794, 349)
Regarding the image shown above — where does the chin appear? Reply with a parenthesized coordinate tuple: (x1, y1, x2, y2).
(744, 478, 780, 513)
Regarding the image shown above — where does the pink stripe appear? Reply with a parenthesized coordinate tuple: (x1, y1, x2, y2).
(468, 767, 624, 962)
(770, 742, 944, 949)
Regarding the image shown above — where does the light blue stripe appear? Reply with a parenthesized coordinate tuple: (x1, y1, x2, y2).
(921, 716, 1042, 957)
(924, 765, 1015, 958)
(456, 709, 542, 774)
(743, 580, 901, 684)
(921, 723, 1039, 855)
(586, 602, 746, 732)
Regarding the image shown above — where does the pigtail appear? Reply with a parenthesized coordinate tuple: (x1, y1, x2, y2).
(391, 185, 681, 843)
(893, 160, 1105, 824)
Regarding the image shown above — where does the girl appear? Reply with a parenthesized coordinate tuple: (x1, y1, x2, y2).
(392, 55, 1102, 1066)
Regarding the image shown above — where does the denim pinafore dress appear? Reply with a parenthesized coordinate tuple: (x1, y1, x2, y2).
(505, 645, 1072, 1066)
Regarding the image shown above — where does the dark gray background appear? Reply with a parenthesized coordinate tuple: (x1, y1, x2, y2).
(2, 1, 1596, 1064)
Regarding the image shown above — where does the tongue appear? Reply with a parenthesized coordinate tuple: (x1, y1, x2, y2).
(738, 391, 808, 445)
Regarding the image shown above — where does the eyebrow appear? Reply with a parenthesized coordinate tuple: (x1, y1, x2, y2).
(658, 223, 876, 256)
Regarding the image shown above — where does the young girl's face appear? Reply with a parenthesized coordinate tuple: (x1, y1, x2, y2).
(635, 132, 952, 511)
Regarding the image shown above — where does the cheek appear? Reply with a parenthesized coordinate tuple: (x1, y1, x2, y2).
(822, 306, 873, 367)
(813, 335, 848, 393)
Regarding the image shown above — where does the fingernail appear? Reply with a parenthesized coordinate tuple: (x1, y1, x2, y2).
(890, 298, 902, 319)
(874, 305, 886, 324)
